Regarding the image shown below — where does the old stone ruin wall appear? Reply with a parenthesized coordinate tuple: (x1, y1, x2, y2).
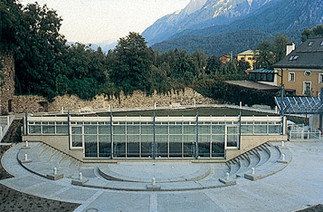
(0, 52, 15, 114)
(49, 88, 216, 112)
(9, 88, 216, 114)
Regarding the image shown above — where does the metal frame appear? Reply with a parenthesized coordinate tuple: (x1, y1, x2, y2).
(275, 96, 323, 114)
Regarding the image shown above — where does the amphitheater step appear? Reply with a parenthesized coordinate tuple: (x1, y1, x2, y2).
(244, 143, 291, 181)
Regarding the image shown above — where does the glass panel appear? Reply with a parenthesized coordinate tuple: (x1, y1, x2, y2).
(127, 125, 139, 134)
(169, 142, 182, 157)
(29, 126, 41, 134)
(183, 142, 195, 157)
(56, 126, 68, 134)
(198, 135, 211, 157)
(269, 125, 281, 134)
(198, 125, 210, 134)
(127, 135, 140, 157)
(241, 125, 253, 134)
(169, 125, 182, 134)
(72, 135, 82, 147)
(156, 138, 168, 157)
(227, 135, 238, 147)
(254, 125, 267, 134)
(212, 125, 225, 134)
(155, 125, 168, 134)
(141, 125, 153, 134)
(42, 126, 55, 134)
(85, 135, 97, 157)
(183, 125, 195, 134)
(113, 126, 125, 134)
(85, 126, 97, 134)
(169, 135, 182, 143)
(183, 135, 195, 143)
(213, 135, 225, 142)
(99, 135, 111, 157)
(141, 140, 152, 157)
(212, 142, 225, 157)
(72, 127, 82, 134)
(228, 126, 238, 134)
(198, 142, 210, 157)
(99, 126, 110, 134)
(113, 141, 126, 157)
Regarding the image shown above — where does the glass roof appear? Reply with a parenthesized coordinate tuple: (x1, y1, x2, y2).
(275, 97, 323, 114)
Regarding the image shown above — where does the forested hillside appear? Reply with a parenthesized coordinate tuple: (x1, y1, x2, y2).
(152, 30, 273, 56)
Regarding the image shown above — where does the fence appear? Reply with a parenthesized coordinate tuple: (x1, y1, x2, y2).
(289, 130, 321, 141)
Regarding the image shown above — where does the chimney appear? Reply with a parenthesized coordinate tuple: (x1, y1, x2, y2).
(286, 42, 295, 56)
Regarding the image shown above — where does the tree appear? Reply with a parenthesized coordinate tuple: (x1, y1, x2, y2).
(13, 2, 67, 100)
(254, 35, 289, 69)
(109, 32, 154, 95)
(0, 0, 22, 51)
(271, 35, 289, 63)
(301, 25, 323, 42)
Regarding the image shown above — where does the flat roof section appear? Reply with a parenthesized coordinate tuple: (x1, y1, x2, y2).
(225, 80, 280, 91)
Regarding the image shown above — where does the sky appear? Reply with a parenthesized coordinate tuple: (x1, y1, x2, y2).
(20, 0, 190, 45)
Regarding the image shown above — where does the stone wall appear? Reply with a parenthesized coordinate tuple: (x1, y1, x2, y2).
(49, 88, 216, 112)
(6, 88, 216, 114)
(0, 52, 15, 114)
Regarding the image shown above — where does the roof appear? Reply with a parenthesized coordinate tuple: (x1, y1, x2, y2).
(273, 37, 323, 69)
(250, 68, 274, 74)
(225, 80, 280, 91)
(238, 50, 259, 56)
(275, 96, 323, 114)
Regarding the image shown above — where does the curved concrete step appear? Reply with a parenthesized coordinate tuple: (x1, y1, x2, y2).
(255, 146, 270, 167)
(244, 142, 292, 181)
(98, 164, 212, 183)
(17, 142, 82, 180)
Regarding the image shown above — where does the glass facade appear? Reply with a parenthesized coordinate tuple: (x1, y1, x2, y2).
(27, 116, 282, 159)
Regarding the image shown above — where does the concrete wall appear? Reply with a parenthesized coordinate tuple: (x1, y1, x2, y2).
(226, 134, 287, 160)
(23, 135, 84, 161)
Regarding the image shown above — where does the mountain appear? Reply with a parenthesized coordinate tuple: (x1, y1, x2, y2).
(148, 0, 323, 55)
(152, 29, 273, 55)
(142, 0, 279, 45)
(66, 41, 117, 53)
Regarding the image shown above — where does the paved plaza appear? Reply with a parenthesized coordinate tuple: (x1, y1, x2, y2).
(1, 141, 322, 212)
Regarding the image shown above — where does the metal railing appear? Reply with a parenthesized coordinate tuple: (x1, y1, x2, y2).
(289, 130, 321, 141)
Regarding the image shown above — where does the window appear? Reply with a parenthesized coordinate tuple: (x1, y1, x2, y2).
(319, 73, 323, 84)
(304, 71, 312, 77)
(288, 72, 295, 82)
(303, 81, 312, 96)
(289, 55, 299, 61)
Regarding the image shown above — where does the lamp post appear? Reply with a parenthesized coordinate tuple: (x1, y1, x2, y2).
(279, 68, 285, 135)
(274, 68, 285, 135)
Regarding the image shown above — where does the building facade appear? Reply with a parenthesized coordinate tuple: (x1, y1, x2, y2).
(237, 50, 259, 71)
(273, 38, 323, 97)
(23, 113, 286, 162)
